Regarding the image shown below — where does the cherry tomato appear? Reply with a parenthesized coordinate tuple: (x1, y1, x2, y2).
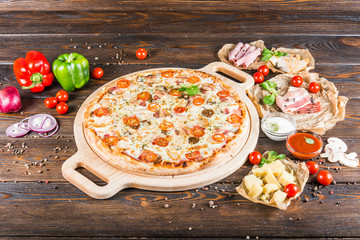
(193, 97, 205, 106)
(217, 90, 230, 98)
(56, 90, 69, 102)
(123, 116, 140, 128)
(248, 151, 262, 165)
(94, 107, 109, 117)
(137, 91, 151, 101)
(212, 134, 225, 143)
(190, 126, 205, 137)
(148, 103, 161, 112)
(185, 151, 201, 161)
(44, 97, 58, 109)
(159, 121, 174, 131)
(56, 102, 68, 114)
(258, 65, 269, 76)
(154, 137, 169, 147)
(139, 150, 158, 162)
(188, 76, 200, 83)
(136, 48, 147, 60)
(309, 82, 320, 93)
(227, 114, 241, 124)
(306, 161, 319, 175)
(169, 89, 182, 96)
(317, 170, 333, 186)
(174, 106, 186, 113)
(291, 75, 303, 87)
(161, 70, 174, 78)
(104, 136, 119, 146)
(91, 67, 104, 79)
(253, 72, 264, 84)
(117, 79, 131, 88)
(284, 183, 299, 198)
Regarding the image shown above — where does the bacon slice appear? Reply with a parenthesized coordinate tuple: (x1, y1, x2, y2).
(276, 87, 322, 114)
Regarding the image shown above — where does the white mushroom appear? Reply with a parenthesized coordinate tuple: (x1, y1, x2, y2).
(327, 137, 348, 152)
(339, 153, 359, 168)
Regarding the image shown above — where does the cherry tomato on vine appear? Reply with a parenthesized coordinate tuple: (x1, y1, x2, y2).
(248, 151, 262, 165)
(253, 72, 264, 84)
(309, 82, 320, 93)
(258, 65, 269, 76)
(136, 48, 147, 60)
(91, 67, 104, 79)
(291, 75, 303, 87)
(56, 102, 68, 114)
(317, 170, 333, 186)
(44, 97, 58, 109)
(306, 161, 319, 175)
(56, 90, 69, 102)
(284, 183, 299, 198)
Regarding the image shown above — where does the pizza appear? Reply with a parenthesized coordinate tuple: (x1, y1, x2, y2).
(83, 68, 249, 175)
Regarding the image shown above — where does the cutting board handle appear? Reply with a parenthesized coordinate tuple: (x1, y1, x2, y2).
(62, 151, 131, 199)
(199, 62, 254, 90)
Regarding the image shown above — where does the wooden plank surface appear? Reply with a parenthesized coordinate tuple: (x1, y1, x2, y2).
(0, 0, 360, 238)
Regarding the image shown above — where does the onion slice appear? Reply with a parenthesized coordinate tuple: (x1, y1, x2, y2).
(38, 124, 59, 138)
(6, 122, 30, 138)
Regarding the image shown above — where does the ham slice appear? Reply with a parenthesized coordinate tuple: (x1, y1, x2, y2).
(228, 42, 244, 62)
(234, 43, 249, 61)
(243, 48, 262, 68)
(276, 87, 322, 114)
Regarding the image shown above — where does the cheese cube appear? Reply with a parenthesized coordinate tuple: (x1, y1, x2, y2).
(260, 195, 267, 201)
(243, 174, 263, 190)
(263, 168, 281, 188)
(263, 183, 279, 195)
(269, 160, 285, 177)
(271, 190, 287, 203)
(278, 171, 295, 187)
(252, 165, 270, 178)
(248, 183, 263, 198)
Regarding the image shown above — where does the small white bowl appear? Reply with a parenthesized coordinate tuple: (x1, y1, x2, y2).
(261, 112, 297, 141)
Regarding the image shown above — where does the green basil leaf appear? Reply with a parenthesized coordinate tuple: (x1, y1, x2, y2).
(260, 81, 272, 91)
(305, 137, 315, 144)
(178, 87, 186, 91)
(263, 93, 276, 105)
(268, 151, 278, 161)
(259, 157, 268, 167)
(268, 81, 277, 90)
(276, 154, 286, 159)
(260, 48, 274, 62)
(186, 85, 200, 96)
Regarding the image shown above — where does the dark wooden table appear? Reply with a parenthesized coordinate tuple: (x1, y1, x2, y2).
(1, 1, 359, 238)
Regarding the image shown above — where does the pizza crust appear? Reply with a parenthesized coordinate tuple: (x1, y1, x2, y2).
(83, 69, 250, 176)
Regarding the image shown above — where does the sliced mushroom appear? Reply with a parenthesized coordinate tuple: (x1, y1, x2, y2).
(339, 153, 359, 168)
(327, 137, 348, 152)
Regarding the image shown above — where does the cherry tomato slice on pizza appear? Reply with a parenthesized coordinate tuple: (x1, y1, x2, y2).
(174, 106, 186, 113)
(190, 126, 205, 137)
(161, 71, 174, 78)
(217, 90, 230, 98)
(185, 151, 201, 161)
(154, 137, 169, 147)
(117, 79, 131, 88)
(139, 150, 158, 162)
(212, 134, 225, 143)
(227, 114, 242, 124)
(188, 76, 200, 84)
(169, 89, 182, 96)
(193, 97, 205, 106)
(123, 116, 140, 128)
(159, 121, 174, 131)
(137, 91, 151, 101)
(104, 135, 119, 146)
(148, 103, 161, 112)
(94, 107, 109, 117)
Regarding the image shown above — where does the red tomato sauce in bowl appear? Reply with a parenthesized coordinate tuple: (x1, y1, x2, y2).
(286, 131, 323, 160)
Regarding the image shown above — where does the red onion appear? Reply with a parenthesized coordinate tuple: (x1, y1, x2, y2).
(0, 86, 22, 113)
(6, 122, 30, 138)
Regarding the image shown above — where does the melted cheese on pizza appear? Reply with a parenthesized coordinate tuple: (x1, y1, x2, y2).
(86, 69, 245, 165)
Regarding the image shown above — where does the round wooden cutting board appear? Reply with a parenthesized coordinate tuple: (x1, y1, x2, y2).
(62, 62, 259, 199)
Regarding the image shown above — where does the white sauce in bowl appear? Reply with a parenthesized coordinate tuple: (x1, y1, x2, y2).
(264, 116, 294, 134)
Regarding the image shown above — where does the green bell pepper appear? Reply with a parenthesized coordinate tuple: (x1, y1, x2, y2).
(52, 53, 90, 91)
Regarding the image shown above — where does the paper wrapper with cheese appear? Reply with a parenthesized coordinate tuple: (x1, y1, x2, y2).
(218, 40, 267, 70)
(246, 73, 348, 135)
(236, 154, 309, 210)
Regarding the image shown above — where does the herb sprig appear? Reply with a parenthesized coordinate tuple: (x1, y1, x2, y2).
(260, 80, 279, 105)
(261, 48, 288, 62)
(179, 85, 200, 96)
(259, 151, 286, 167)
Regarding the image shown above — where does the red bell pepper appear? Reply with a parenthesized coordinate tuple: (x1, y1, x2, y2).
(13, 51, 54, 93)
